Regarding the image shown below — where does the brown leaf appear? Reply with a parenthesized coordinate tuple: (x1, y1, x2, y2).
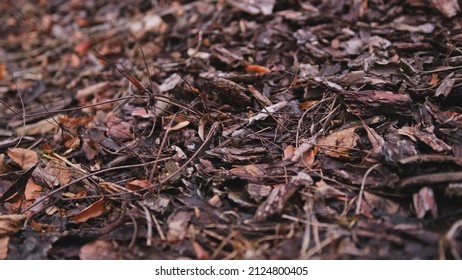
(0, 214, 26, 235)
(74, 39, 90, 56)
(24, 178, 42, 201)
(0, 63, 5, 81)
(44, 161, 71, 186)
(107, 122, 133, 141)
(166, 210, 193, 241)
(125, 179, 151, 191)
(79, 240, 120, 260)
(0, 236, 9, 260)
(0, 165, 36, 203)
(7, 148, 38, 169)
(191, 240, 210, 260)
(317, 127, 359, 159)
(72, 198, 106, 223)
(14, 116, 59, 135)
(0, 154, 4, 174)
(75, 81, 109, 99)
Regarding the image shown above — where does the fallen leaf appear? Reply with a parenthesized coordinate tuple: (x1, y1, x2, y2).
(79, 240, 120, 260)
(107, 122, 133, 141)
(0, 154, 4, 174)
(125, 179, 151, 191)
(0, 63, 5, 80)
(0, 214, 26, 235)
(72, 198, 106, 223)
(0, 236, 9, 260)
(44, 161, 71, 186)
(166, 210, 193, 241)
(165, 120, 190, 131)
(74, 39, 91, 56)
(0, 165, 37, 203)
(245, 64, 270, 74)
(317, 127, 359, 158)
(7, 148, 38, 169)
(75, 81, 109, 99)
(192, 240, 210, 260)
(24, 178, 42, 201)
(14, 116, 59, 135)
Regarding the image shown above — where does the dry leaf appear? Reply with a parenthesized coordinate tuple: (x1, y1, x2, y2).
(166, 210, 193, 241)
(44, 161, 71, 185)
(7, 148, 38, 169)
(14, 116, 59, 135)
(107, 122, 133, 141)
(165, 120, 190, 131)
(125, 179, 150, 191)
(0, 154, 4, 174)
(245, 64, 270, 74)
(0, 63, 5, 81)
(74, 39, 90, 56)
(79, 240, 120, 260)
(192, 240, 210, 260)
(317, 127, 359, 158)
(0, 236, 9, 260)
(76, 81, 109, 99)
(131, 108, 155, 118)
(72, 198, 106, 223)
(24, 178, 42, 201)
(283, 145, 295, 160)
(0, 214, 27, 235)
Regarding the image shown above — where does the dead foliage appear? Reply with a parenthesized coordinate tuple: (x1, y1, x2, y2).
(1, 0, 462, 259)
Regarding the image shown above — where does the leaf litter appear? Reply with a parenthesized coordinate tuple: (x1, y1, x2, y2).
(1, 0, 462, 259)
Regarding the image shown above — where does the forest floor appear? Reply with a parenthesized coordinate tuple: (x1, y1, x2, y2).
(1, 0, 462, 259)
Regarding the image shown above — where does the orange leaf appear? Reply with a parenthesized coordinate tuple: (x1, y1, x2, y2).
(24, 178, 42, 201)
(74, 39, 90, 56)
(0, 236, 9, 260)
(125, 179, 150, 191)
(0, 63, 5, 80)
(245, 64, 270, 74)
(7, 148, 38, 169)
(72, 198, 106, 223)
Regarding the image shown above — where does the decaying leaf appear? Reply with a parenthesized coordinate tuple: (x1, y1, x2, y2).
(0, 214, 26, 235)
(0, 236, 9, 260)
(79, 240, 121, 260)
(125, 179, 151, 191)
(7, 148, 38, 169)
(14, 116, 59, 135)
(0, 165, 37, 203)
(44, 161, 71, 186)
(24, 178, 42, 201)
(317, 127, 359, 159)
(166, 210, 193, 241)
(72, 198, 107, 223)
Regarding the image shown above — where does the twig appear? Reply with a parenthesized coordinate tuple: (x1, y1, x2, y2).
(21, 158, 170, 213)
(398, 171, 462, 189)
(356, 163, 381, 215)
